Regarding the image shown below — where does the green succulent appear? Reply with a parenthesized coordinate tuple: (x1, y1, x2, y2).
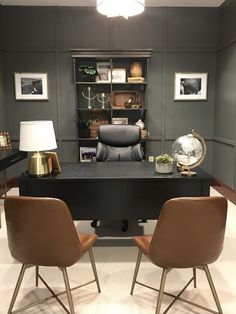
(155, 154, 174, 164)
(77, 118, 91, 129)
(79, 65, 98, 76)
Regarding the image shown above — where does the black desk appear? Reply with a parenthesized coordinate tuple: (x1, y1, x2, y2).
(0, 149, 27, 227)
(18, 162, 212, 221)
(0, 149, 27, 194)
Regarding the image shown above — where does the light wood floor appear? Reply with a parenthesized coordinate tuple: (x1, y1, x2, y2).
(0, 187, 235, 314)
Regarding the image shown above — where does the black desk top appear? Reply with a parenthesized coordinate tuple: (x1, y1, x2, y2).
(0, 149, 27, 172)
(19, 161, 212, 181)
(18, 162, 212, 220)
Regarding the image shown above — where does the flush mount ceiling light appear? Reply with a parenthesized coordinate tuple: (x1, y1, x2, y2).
(97, 0, 145, 19)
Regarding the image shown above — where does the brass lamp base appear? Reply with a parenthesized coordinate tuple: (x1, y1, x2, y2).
(28, 152, 50, 177)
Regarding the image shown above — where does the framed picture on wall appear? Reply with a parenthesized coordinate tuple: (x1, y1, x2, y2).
(0, 131, 12, 150)
(174, 73, 208, 100)
(14, 72, 48, 100)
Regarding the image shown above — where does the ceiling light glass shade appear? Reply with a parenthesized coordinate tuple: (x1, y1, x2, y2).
(97, 0, 145, 18)
(19, 120, 57, 152)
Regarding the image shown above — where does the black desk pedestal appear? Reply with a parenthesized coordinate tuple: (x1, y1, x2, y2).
(18, 162, 212, 221)
(0, 149, 27, 227)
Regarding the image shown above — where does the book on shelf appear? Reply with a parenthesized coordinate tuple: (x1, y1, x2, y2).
(127, 77, 145, 83)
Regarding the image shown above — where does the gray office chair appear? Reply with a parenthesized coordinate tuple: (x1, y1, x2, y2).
(96, 124, 143, 162)
(93, 124, 144, 231)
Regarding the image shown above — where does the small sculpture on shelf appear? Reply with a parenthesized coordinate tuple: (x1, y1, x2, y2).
(135, 119, 148, 139)
(82, 87, 97, 109)
(124, 97, 136, 108)
(97, 92, 110, 109)
(135, 119, 145, 130)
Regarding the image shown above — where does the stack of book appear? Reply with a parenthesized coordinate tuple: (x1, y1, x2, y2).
(127, 77, 145, 83)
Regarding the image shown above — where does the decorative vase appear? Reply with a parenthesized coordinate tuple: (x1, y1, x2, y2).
(130, 62, 142, 77)
(155, 163, 173, 174)
(135, 119, 145, 130)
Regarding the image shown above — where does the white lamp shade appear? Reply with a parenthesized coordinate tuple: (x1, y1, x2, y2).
(19, 120, 57, 152)
(97, 0, 145, 18)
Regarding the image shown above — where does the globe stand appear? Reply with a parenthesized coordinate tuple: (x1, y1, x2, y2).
(180, 165, 197, 176)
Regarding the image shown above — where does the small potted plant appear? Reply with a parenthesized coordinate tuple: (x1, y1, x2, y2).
(78, 65, 98, 82)
(155, 153, 174, 174)
(77, 118, 91, 138)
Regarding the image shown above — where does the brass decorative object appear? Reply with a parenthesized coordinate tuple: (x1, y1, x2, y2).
(130, 62, 142, 77)
(97, 92, 110, 109)
(82, 87, 97, 109)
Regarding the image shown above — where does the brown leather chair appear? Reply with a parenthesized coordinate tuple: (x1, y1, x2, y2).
(130, 196, 227, 314)
(4, 196, 101, 314)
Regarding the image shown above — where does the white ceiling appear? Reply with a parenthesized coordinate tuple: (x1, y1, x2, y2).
(0, 0, 226, 7)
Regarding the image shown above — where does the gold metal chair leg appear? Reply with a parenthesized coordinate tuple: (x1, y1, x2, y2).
(0, 169, 8, 228)
(155, 268, 168, 314)
(193, 267, 197, 288)
(130, 250, 142, 295)
(7, 264, 27, 314)
(88, 248, 101, 293)
(203, 265, 224, 314)
(62, 268, 75, 314)
(35, 266, 39, 287)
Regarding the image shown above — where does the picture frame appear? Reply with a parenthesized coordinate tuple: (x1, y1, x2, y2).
(109, 68, 126, 83)
(0, 132, 12, 150)
(45, 152, 61, 173)
(174, 73, 208, 100)
(80, 147, 96, 162)
(112, 117, 128, 125)
(96, 61, 111, 83)
(14, 72, 48, 100)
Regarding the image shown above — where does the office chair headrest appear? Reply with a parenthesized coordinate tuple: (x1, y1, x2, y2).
(98, 125, 141, 147)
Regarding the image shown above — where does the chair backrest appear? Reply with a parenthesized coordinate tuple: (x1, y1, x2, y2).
(96, 124, 143, 161)
(149, 196, 228, 268)
(4, 196, 82, 267)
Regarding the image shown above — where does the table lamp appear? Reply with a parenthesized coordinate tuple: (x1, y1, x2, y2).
(19, 120, 57, 177)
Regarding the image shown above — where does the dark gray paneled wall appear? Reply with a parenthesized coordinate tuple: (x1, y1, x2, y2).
(0, 6, 6, 128)
(214, 0, 236, 189)
(218, 0, 236, 49)
(0, 6, 218, 179)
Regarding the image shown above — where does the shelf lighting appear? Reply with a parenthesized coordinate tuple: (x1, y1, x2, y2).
(96, 0, 145, 19)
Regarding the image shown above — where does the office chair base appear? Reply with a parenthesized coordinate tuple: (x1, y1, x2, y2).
(91, 219, 129, 232)
(121, 220, 128, 232)
(91, 220, 98, 228)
